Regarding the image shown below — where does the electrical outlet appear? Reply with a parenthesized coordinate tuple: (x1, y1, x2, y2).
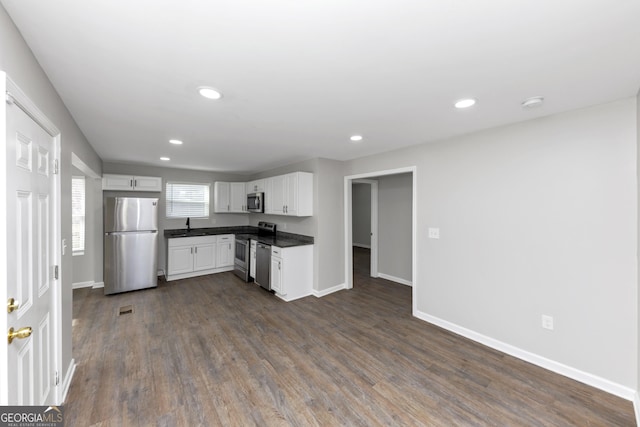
(428, 227, 440, 239)
(541, 315, 554, 330)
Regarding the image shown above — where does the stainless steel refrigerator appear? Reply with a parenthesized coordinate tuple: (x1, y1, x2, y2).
(104, 197, 158, 295)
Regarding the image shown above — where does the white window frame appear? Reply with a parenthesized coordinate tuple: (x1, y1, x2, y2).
(166, 182, 211, 219)
(71, 175, 85, 255)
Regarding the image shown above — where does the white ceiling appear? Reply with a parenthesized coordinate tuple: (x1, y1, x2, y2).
(3, 1, 640, 174)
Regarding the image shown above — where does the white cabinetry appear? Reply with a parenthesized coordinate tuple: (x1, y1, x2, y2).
(270, 251, 283, 294)
(249, 240, 257, 279)
(264, 172, 312, 217)
(102, 174, 162, 192)
(216, 234, 234, 267)
(193, 242, 216, 271)
(246, 179, 265, 193)
(214, 182, 247, 213)
(266, 175, 286, 215)
(166, 234, 235, 281)
(269, 244, 313, 301)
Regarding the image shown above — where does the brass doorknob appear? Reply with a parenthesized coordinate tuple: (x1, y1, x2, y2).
(8, 327, 32, 344)
(7, 298, 19, 313)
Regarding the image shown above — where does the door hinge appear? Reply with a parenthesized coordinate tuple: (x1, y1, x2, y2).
(55, 371, 60, 386)
(53, 159, 59, 175)
(54, 265, 59, 280)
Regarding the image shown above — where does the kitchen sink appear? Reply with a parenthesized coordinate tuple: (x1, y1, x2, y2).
(169, 231, 208, 238)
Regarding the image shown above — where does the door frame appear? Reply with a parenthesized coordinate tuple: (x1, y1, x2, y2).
(0, 72, 62, 404)
(344, 166, 417, 315)
(351, 179, 379, 277)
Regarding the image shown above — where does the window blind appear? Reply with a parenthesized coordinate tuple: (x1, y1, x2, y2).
(72, 176, 85, 252)
(166, 182, 210, 218)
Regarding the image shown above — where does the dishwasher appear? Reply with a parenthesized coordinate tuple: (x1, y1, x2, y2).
(255, 243, 272, 290)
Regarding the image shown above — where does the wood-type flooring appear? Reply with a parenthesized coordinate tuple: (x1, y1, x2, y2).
(66, 248, 636, 426)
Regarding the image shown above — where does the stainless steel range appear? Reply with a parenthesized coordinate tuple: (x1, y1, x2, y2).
(233, 234, 251, 281)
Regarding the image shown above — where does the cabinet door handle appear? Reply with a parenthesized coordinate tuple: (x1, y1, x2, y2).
(134, 179, 137, 187)
(195, 247, 197, 254)
(190, 247, 193, 254)
(130, 179, 133, 187)
(278, 261, 281, 270)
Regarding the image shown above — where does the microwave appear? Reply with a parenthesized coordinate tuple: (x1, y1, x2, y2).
(247, 192, 264, 213)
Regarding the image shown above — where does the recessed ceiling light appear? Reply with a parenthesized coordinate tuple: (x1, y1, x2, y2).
(521, 96, 544, 109)
(454, 98, 476, 109)
(160, 157, 170, 161)
(169, 139, 183, 145)
(350, 135, 363, 142)
(198, 87, 223, 100)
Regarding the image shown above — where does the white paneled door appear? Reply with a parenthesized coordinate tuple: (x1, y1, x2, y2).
(1, 73, 60, 405)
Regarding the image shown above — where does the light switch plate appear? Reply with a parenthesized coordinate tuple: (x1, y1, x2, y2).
(428, 228, 440, 239)
(542, 315, 554, 330)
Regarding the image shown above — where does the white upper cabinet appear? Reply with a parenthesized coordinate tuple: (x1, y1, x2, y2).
(230, 182, 247, 212)
(246, 179, 265, 193)
(266, 175, 286, 215)
(102, 174, 162, 192)
(265, 172, 312, 217)
(214, 181, 247, 213)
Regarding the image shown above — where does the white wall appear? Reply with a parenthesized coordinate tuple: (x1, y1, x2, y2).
(352, 183, 371, 247)
(0, 4, 103, 385)
(377, 173, 412, 283)
(344, 98, 638, 390)
(637, 92, 640, 400)
(102, 162, 250, 272)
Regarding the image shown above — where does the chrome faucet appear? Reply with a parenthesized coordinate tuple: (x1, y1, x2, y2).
(186, 217, 191, 231)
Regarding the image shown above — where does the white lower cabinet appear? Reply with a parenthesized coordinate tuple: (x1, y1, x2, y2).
(269, 245, 313, 301)
(270, 253, 283, 294)
(166, 234, 235, 281)
(216, 235, 234, 267)
(167, 245, 195, 276)
(249, 240, 257, 279)
(193, 242, 216, 271)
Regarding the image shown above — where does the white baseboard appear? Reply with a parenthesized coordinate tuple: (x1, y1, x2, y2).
(634, 391, 640, 426)
(92, 282, 104, 289)
(313, 283, 346, 298)
(378, 272, 412, 287)
(60, 359, 76, 404)
(353, 243, 371, 249)
(414, 309, 636, 401)
(72, 281, 94, 289)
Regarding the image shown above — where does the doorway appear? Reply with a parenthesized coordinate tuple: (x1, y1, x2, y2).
(71, 153, 102, 290)
(351, 179, 378, 278)
(344, 167, 417, 314)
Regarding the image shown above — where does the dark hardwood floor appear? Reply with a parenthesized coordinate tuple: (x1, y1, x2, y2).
(66, 247, 636, 426)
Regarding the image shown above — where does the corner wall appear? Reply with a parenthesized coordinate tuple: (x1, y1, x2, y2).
(248, 157, 345, 292)
(345, 98, 638, 392)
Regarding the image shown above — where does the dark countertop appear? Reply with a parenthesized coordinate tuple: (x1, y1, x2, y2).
(164, 226, 314, 248)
